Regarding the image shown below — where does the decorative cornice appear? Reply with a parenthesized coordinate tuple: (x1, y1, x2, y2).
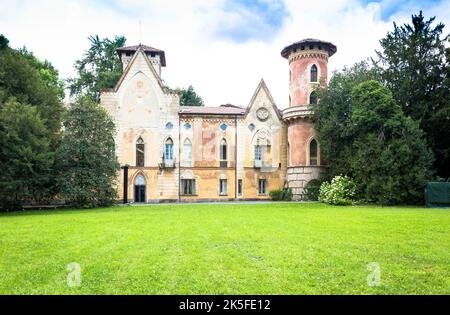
(288, 51, 328, 64)
(282, 105, 315, 122)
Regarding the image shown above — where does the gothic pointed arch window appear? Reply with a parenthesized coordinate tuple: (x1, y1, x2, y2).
(309, 139, 318, 166)
(309, 91, 317, 105)
(183, 138, 192, 167)
(220, 138, 227, 167)
(165, 138, 173, 160)
(310, 64, 318, 82)
(136, 137, 145, 167)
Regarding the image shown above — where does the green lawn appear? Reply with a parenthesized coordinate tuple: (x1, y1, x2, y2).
(0, 202, 448, 294)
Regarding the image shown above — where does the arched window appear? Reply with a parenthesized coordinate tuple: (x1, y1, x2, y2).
(310, 139, 318, 166)
(136, 137, 145, 167)
(220, 139, 227, 161)
(165, 138, 173, 160)
(310, 64, 318, 82)
(309, 91, 317, 105)
(183, 138, 192, 166)
(220, 138, 227, 167)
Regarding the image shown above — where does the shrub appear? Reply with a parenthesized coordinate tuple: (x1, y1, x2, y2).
(303, 179, 324, 201)
(319, 175, 356, 205)
(282, 188, 293, 201)
(269, 190, 283, 201)
(269, 188, 293, 201)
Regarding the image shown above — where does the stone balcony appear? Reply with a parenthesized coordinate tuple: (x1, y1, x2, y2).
(282, 105, 314, 122)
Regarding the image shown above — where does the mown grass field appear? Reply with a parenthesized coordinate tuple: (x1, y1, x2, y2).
(0, 202, 448, 294)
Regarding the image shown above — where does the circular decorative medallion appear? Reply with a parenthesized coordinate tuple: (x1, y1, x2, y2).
(256, 107, 270, 121)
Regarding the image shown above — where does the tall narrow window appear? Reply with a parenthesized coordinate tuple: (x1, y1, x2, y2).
(258, 179, 267, 195)
(165, 138, 173, 160)
(220, 138, 227, 167)
(136, 137, 145, 167)
(310, 139, 318, 166)
(309, 91, 317, 105)
(220, 139, 227, 160)
(219, 179, 227, 195)
(183, 138, 192, 167)
(255, 145, 263, 161)
(237, 179, 242, 196)
(310, 64, 318, 82)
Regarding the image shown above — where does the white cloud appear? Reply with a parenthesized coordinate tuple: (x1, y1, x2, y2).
(1, 0, 449, 109)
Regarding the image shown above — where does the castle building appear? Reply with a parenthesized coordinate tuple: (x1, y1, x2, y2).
(100, 39, 336, 202)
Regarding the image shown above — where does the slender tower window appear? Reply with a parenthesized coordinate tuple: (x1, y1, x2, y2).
(309, 91, 317, 105)
(310, 139, 318, 166)
(310, 64, 318, 82)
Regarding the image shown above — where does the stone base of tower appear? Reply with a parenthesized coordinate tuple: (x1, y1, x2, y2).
(287, 166, 327, 200)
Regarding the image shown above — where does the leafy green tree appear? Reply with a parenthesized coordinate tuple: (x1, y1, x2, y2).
(68, 35, 126, 100)
(18, 47, 65, 100)
(375, 11, 450, 178)
(314, 61, 380, 176)
(175, 85, 204, 106)
(0, 39, 63, 144)
(315, 77, 432, 205)
(349, 80, 432, 204)
(0, 35, 64, 204)
(57, 96, 119, 208)
(0, 99, 53, 210)
(0, 34, 9, 49)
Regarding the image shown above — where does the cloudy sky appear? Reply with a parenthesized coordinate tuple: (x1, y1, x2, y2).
(1, 0, 449, 109)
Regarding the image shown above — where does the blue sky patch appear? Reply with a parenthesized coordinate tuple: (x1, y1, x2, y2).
(214, 0, 290, 43)
(360, 0, 443, 20)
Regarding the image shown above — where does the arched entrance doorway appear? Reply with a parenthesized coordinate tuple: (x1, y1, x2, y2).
(134, 174, 146, 203)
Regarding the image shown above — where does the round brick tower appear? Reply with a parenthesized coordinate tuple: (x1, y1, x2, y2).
(281, 38, 337, 200)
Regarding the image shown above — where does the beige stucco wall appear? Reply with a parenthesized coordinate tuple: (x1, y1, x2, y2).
(101, 49, 180, 201)
(99, 43, 327, 203)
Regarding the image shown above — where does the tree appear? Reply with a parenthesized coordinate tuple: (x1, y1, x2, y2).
(175, 85, 204, 106)
(18, 47, 65, 100)
(0, 99, 53, 210)
(0, 39, 63, 145)
(375, 11, 450, 178)
(349, 80, 432, 204)
(314, 61, 381, 176)
(0, 34, 9, 50)
(315, 76, 432, 204)
(68, 35, 126, 100)
(0, 35, 64, 204)
(57, 96, 119, 208)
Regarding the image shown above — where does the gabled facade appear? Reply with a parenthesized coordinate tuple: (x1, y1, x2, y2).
(101, 39, 336, 202)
